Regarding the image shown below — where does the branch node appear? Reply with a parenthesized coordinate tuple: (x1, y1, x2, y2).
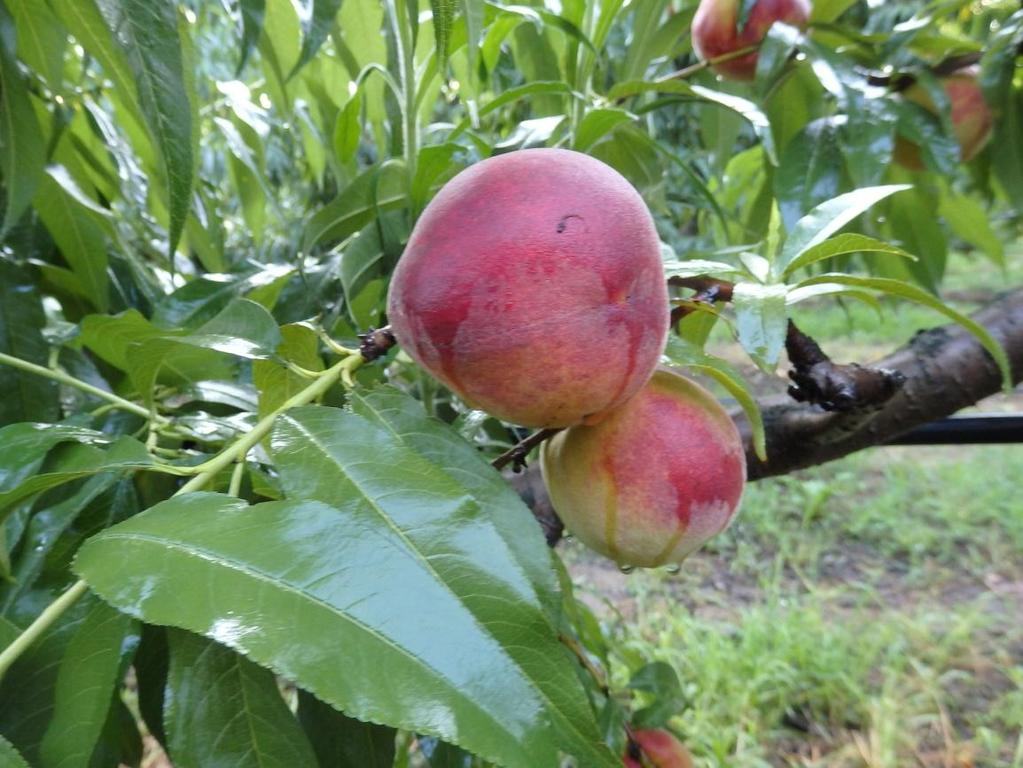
(358, 326, 397, 361)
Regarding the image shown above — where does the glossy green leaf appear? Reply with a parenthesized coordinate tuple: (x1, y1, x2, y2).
(133, 625, 169, 746)
(796, 274, 1014, 391)
(108, 0, 195, 255)
(0, 423, 116, 492)
(894, 100, 959, 175)
(774, 185, 910, 278)
(0, 593, 95, 764)
(1, 473, 121, 613)
(841, 97, 896, 188)
(0, 41, 46, 235)
(663, 336, 766, 461)
(75, 406, 615, 767)
(346, 386, 559, 616)
(782, 233, 915, 278)
(775, 117, 843, 231)
(39, 601, 138, 768)
(33, 167, 111, 312)
(0, 437, 155, 522)
(297, 689, 396, 768)
(732, 282, 789, 369)
(662, 259, 744, 280)
(0, 734, 30, 768)
(163, 629, 318, 768)
(0, 262, 59, 427)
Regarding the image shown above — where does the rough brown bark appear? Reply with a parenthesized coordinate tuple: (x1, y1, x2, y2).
(511, 287, 1023, 508)
(745, 287, 1023, 479)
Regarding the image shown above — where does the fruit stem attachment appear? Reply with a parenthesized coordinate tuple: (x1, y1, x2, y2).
(656, 43, 761, 83)
(0, 351, 167, 425)
(491, 428, 562, 472)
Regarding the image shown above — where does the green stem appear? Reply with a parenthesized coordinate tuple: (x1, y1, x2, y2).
(0, 351, 164, 424)
(0, 580, 88, 678)
(228, 457, 245, 497)
(388, 0, 418, 216)
(0, 354, 364, 679)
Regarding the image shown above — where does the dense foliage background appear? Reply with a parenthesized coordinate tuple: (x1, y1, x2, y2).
(0, 0, 1020, 766)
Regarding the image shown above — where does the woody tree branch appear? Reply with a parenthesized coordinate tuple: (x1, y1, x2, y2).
(508, 287, 1023, 529)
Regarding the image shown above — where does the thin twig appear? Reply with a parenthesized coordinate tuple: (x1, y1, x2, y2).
(491, 428, 562, 472)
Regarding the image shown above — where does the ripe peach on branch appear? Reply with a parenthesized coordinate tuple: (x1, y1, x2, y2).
(541, 369, 746, 568)
(691, 0, 812, 81)
(623, 728, 694, 768)
(387, 148, 669, 428)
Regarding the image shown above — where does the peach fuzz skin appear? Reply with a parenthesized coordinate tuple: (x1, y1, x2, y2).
(894, 70, 993, 171)
(623, 729, 694, 768)
(541, 369, 746, 568)
(387, 149, 669, 428)
(691, 0, 811, 81)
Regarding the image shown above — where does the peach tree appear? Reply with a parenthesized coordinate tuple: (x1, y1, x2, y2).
(0, 0, 1020, 766)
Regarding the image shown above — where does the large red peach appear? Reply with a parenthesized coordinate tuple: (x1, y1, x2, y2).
(387, 148, 669, 428)
(691, 0, 811, 81)
(623, 729, 694, 768)
(541, 369, 745, 567)
(893, 68, 993, 170)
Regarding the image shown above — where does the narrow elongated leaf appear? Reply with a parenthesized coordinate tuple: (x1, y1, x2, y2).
(5, 0, 65, 87)
(0, 734, 30, 768)
(163, 629, 318, 768)
(291, 0, 343, 77)
(430, 0, 456, 74)
(108, 0, 195, 255)
(0, 41, 46, 234)
(607, 80, 777, 163)
(797, 274, 1014, 390)
(775, 185, 910, 277)
(33, 167, 111, 312)
(39, 601, 138, 768)
(449, 81, 578, 138)
(0, 438, 155, 522)
(782, 232, 915, 278)
(662, 259, 744, 280)
(0, 423, 114, 491)
(732, 282, 789, 368)
(775, 117, 843, 231)
(303, 163, 406, 250)
(664, 336, 767, 460)
(238, 0, 267, 72)
(574, 108, 634, 152)
(460, 0, 484, 78)
(297, 690, 396, 768)
(75, 406, 616, 768)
